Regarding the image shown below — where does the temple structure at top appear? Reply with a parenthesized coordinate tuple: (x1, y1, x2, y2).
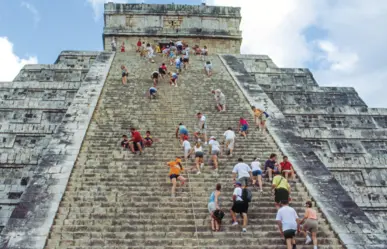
(103, 2, 242, 53)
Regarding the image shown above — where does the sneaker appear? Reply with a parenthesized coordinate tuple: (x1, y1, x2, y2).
(175, 85, 178, 87)
(196, 171, 201, 175)
(204, 142, 208, 145)
(200, 163, 204, 169)
(232, 222, 238, 226)
(242, 228, 247, 233)
(305, 235, 312, 245)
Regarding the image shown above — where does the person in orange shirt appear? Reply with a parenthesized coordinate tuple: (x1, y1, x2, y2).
(251, 106, 267, 133)
(167, 157, 186, 197)
(299, 201, 318, 249)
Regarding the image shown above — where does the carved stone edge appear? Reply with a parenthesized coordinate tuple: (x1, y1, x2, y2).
(0, 51, 115, 249)
(218, 54, 386, 248)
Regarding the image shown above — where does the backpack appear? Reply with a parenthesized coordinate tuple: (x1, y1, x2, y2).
(213, 209, 225, 221)
(264, 111, 269, 118)
(242, 188, 252, 203)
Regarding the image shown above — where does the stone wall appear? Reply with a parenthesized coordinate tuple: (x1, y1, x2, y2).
(104, 36, 241, 54)
(219, 54, 387, 247)
(103, 3, 242, 54)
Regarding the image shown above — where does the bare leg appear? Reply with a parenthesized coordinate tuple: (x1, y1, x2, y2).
(211, 217, 215, 231)
(230, 210, 237, 223)
(258, 175, 263, 191)
(136, 142, 143, 154)
(195, 157, 200, 172)
(177, 175, 186, 186)
(212, 155, 218, 170)
(286, 238, 292, 249)
(268, 168, 273, 180)
(171, 178, 177, 196)
(252, 176, 257, 186)
(242, 213, 248, 228)
(312, 232, 318, 247)
(215, 220, 220, 231)
(285, 171, 289, 180)
(129, 143, 135, 153)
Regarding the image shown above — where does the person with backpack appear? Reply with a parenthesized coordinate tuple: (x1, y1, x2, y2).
(272, 171, 291, 209)
(208, 183, 222, 232)
(230, 182, 250, 232)
(232, 158, 253, 187)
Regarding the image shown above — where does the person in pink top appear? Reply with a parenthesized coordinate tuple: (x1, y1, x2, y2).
(299, 201, 318, 249)
(238, 117, 249, 139)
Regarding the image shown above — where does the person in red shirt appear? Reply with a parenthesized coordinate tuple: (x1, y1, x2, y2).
(129, 128, 143, 155)
(136, 39, 142, 52)
(121, 42, 125, 52)
(280, 156, 295, 181)
(158, 63, 168, 80)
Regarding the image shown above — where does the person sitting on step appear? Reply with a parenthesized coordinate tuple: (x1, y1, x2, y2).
(208, 183, 222, 232)
(280, 156, 295, 182)
(143, 131, 154, 147)
(166, 157, 186, 198)
(129, 127, 144, 155)
(264, 153, 280, 181)
(121, 135, 129, 149)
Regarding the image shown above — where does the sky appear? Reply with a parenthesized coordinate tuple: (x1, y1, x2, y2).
(1, 0, 387, 107)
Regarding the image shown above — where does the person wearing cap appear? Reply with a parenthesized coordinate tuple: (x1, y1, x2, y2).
(272, 170, 291, 209)
(212, 89, 226, 112)
(232, 158, 252, 187)
(251, 157, 263, 193)
(299, 201, 318, 248)
(276, 200, 300, 249)
(208, 136, 221, 172)
(166, 157, 186, 197)
(230, 182, 248, 232)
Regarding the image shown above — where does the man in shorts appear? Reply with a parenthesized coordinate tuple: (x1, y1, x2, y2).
(223, 127, 236, 156)
(280, 156, 295, 181)
(168, 72, 178, 87)
(129, 127, 143, 155)
(232, 158, 252, 187)
(272, 171, 291, 209)
(212, 89, 226, 112)
(196, 112, 208, 145)
(208, 136, 221, 173)
(276, 200, 300, 249)
(230, 182, 248, 232)
(151, 71, 160, 86)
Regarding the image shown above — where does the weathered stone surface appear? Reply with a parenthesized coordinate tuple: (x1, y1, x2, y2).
(103, 3, 242, 53)
(219, 54, 387, 247)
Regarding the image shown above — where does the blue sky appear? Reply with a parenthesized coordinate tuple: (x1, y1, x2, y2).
(1, 0, 387, 107)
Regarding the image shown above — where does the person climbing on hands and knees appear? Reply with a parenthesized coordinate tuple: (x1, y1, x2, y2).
(238, 117, 249, 139)
(208, 183, 222, 232)
(175, 123, 189, 144)
(166, 157, 186, 198)
(151, 71, 160, 87)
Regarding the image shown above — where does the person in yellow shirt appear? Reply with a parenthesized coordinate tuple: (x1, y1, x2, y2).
(272, 172, 291, 208)
(166, 157, 186, 197)
(251, 106, 267, 133)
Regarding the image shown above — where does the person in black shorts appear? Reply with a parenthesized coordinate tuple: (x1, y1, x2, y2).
(230, 182, 249, 232)
(151, 71, 160, 87)
(121, 65, 129, 85)
(121, 135, 129, 149)
(158, 63, 168, 80)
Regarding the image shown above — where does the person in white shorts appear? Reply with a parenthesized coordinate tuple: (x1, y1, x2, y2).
(182, 137, 191, 161)
(208, 136, 221, 172)
(232, 158, 252, 187)
(251, 157, 263, 193)
(223, 127, 236, 156)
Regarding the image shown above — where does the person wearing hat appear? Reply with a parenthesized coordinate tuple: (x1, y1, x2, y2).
(299, 201, 318, 248)
(276, 199, 300, 249)
(230, 182, 248, 232)
(208, 136, 221, 172)
(166, 157, 186, 197)
(272, 170, 291, 209)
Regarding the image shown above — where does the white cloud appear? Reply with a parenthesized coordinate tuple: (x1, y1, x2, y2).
(21, 1, 40, 27)
(0, 37, 38, 81)
(86, 0, 131, 21)
(210, 0, 387, 107)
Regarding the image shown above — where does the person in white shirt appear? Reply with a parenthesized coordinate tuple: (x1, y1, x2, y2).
(208, 136, 221, 172)
(201, 45, 208, 61)
(195, 112, 208, 144)
(230, 182, 248, 232)
(182, 138, 191, 161)
(111, 37, 117, 52)
(183, 48, 190, 69)
(190, 141, 204, 175)
(232, 158, 252, 187)
(212, 89, 226, 112)
(251, 157, 263, 192)
(223, 127, 235, 156)
(176, 40, 183, 54)
(204, 61, 212, 77)
(146, 44, 154, 61)
(276, 200, 300, 249)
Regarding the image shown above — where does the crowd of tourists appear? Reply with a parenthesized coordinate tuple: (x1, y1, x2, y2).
(116, 38, 319, 249)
